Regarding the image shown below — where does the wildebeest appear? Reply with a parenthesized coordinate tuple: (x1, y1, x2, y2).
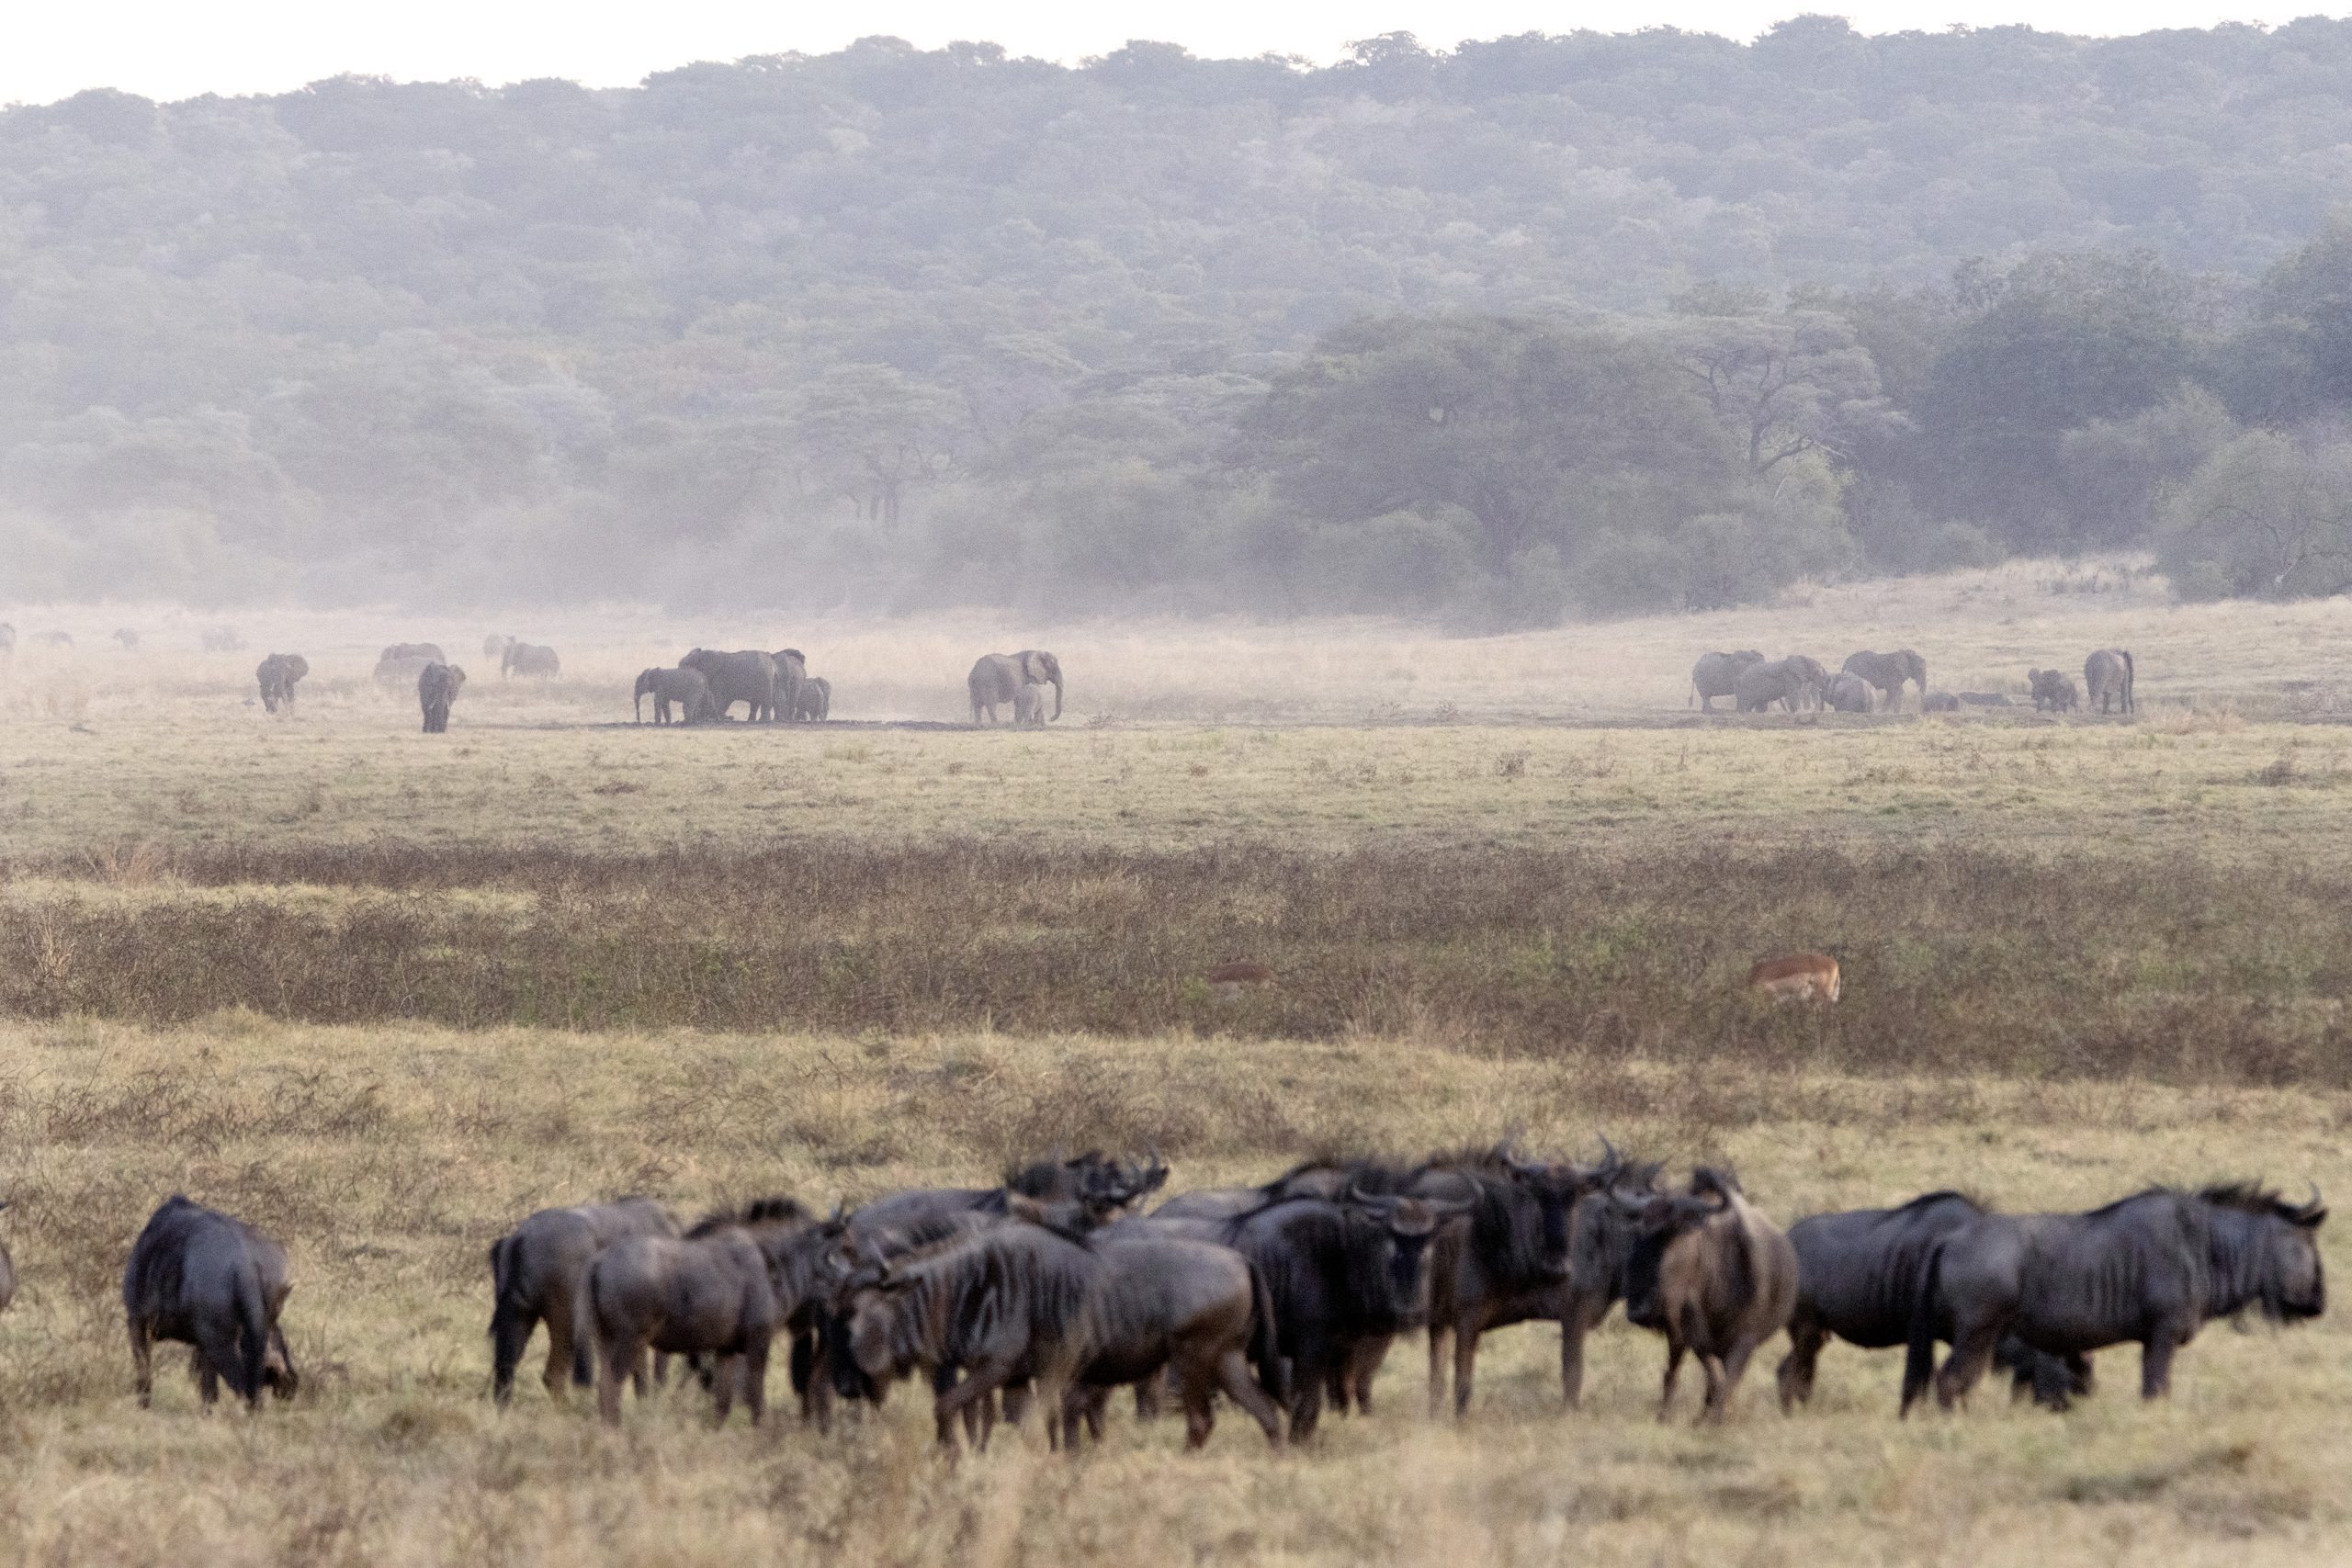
(255, 653, 308, 714)
(1778, 1190, 2082, 1412)
(418, 661, 467, 733)
(1623, 1169, 1798, 1423)
(1841, 649, 1929, 712)
(840, 1213, 1103, 1448)
(1417, 1145, 1620, 1416)
(502, 641, 560, 679)
(2085, 649, 2135, 714)
(1747, 953, 1839, 1003)
(1904, 1182, 2325, 1414)
(1217, 1187, 1472, 1440)
(1690, 650, 1768, 713)
(1057, 1225, 1285, 1450)
(487, 1196, 679, 1405)
(2027, 668, 2079, 713)
(122, 1196, 299, 1410)
(578, 1198, 818, 1426)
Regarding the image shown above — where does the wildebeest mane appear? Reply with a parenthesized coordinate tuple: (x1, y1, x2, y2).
(684, 1196, 808, 1238)
(1420, 1146, 1553, 1284)
(1889, 1189, 1987, 1215)
(2195, 1180, 2312, 1221)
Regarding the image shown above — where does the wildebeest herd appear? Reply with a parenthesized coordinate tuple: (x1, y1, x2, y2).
(50, 1148, 2320, 1445)
(1691, 647, 2136, 716)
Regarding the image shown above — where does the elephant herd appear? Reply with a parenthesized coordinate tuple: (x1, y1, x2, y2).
(1691, 648, 2137, 717)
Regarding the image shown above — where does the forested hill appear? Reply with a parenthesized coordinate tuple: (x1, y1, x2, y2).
(7, 21, 2352, 616)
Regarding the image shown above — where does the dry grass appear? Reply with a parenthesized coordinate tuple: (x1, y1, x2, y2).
(0, 1019, 2347, 1567)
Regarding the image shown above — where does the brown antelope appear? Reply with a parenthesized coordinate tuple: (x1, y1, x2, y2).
(1747, 953, 1839, 1003)
(1206, 961, 1275, 1002)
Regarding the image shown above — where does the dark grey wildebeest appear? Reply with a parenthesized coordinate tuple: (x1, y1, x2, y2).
(1904, 1183, 2325, 1414)
(123, 1196, 298, 1410)
(488, 1196, 679, 1405)
(1841, 649, 1928, 712)
(1778, 1191, 2082, 1412)
(1690, 650, 1767, 713)
(1058, 1225, 1286, 1450)
(579, 1198, 818, 1426)
(1622, 1169, 1799, 1424)
(2085, 649, 2135, 714)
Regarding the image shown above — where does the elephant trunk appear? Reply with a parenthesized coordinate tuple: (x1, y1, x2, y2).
(1049, 672, 1063, 721)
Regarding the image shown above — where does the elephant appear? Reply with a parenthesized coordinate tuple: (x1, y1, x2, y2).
(1822, 671, 1874, 713)
(419, 662, 467, 733)
(1957, 693, 2014, 707)
(969, 650, 1063, 724)
(1736, 658, 1823, 714)
(680, 649, 777, 721)
(1921, 691, 1961, 712)
(1840, 649, 1928, 712)
(1012, 682, 1052, 726)
(255, 653, 309, 714)
(376, 642, 447, 686)
(484, 634, 515, 660)
(2084, 649, 2135, 714)
(770, 649, 808, 722)
(792, 675, 831, 722)
(201, 627, 245, 653)
(634, 666, 713, 725)
(1690, 651, 1767, 713)
(503, 641, 560, 679)
(2029, 669, 2080, 713)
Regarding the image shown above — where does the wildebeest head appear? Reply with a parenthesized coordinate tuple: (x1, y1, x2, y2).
(1620, 1168, 1739, 1329)
(1487, 1139, 1625, 1282)
(1346, 1185, 1474, 1320)
(2204, 1182, 2327, 1324)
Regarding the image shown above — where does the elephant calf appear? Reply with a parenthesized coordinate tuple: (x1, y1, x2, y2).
(419, 662, 468, 733)
(969, 650, 1063, 724)
(635, 666, 713, 725)
(1012, 682, 1051, 726)
(2028, 669, 2080, 713)
(793, 675, 831, 721)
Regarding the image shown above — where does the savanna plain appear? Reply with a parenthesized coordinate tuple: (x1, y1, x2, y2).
(4, 562, 2352, 1567)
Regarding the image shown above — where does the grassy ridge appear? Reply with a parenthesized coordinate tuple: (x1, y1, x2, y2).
(6, 840, 2346, 1086)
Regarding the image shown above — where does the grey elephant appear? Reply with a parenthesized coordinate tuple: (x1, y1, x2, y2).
(769, 649, 808, 721)
(680, 649, 777, 721)
(1840, 649, 1928, 711)
(202, 627, 245, 653)
(2084, 649, 2134, 714)
(1012, 682, 1053, 725)
(2028, 669, 2080, 713)
(1921, 691, 1961, 712)
(484, 634, 515, 660)
(634, 666, 713, 725)
(419, 662, 467, 733)
(969, 650, 1063, 724)
(255, 653, 309, 714)
(1736, 658, 1822, 714)
(503, 641, 560, 679)
(1822, 671, 1874, 714)
(792, 675, 831, 721)
(376, 642, 447, 686)
(1690, 650, 1766, 713)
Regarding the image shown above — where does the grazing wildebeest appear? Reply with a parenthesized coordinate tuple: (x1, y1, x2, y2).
(634, 666, 713, 725)
(2028, 668, 2079, 713)
(255, 653, 308, 714)
(1416, 1145, 1621, 1416)
(123, 1196, 299, 1410)
(1841, 649, 1928, 712)
(1690, 650, 1768, 713)
(487, 1196, 679, 1405)
(1058, 1226, 1285, 1450)
(1219, 1187, 1472, 1440)
(840, 1213, 1104, 1449)
(1747, 953, 1839, 1003)
(1623, 1169, 1798, 1424)
(1778, 1191, 2082, 1413)
(1904, 1183, 2325, 1414)
(502, 641, 560, 679)
(2085, 649, 2135, 714)
(418, 662, 467, 733)
(578, 1198, 817, 1426)
(0, 1201, 15, 1314)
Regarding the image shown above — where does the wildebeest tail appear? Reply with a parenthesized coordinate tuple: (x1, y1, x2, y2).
(232, 1262, 271, 1406)
(1246, 1259, 1287, 1405)
(486, 1235, 535, 1402)
(1901, 1242, 1946, 1416)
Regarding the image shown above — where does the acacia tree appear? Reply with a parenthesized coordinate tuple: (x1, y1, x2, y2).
(1668, 294, 1898, 476)
(2158, 428, 2352, 601)
(789, 364, 966, 524)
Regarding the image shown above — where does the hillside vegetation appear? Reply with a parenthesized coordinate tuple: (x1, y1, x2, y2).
(7, 24, 2352, 615)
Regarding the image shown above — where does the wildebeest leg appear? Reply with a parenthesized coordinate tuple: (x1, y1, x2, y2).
(129, 1319, 157, 1408)
(1657, 1340, 1686, 1422)
(596, 1330, 641, 1426)
(1133, 1371, 1166, 1421)
(934, 1357, 1015, 1451)
(1286, 1344, 1329, 1442)
(1559, 1314, 1588, 1409)
(1426, 1325, 1451, 1417)
(1348, 1335, 1388, 1414)
(1176, 1358, 1218, 1450)
(1934, 1323, 2001, 1411)
(1776, 1317, 1825, 1411)
(2140, 1334, 2179, 1400)
(1709, 1339, 1761, 1424)
(1453, 1323, 1485, 1418)
(1694, 1352, 1731, 1425)
(741, 1340, 769, 1426)
(1215, 1348, 1285, 1447)
(538, 1312, 571, 1403)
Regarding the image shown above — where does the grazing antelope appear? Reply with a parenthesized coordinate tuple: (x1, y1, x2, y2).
(1206, 962, 1275, 1002)
(1747, 953, 1839, 1004)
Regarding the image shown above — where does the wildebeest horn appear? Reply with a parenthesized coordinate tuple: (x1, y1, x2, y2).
(2293, 1183, 2327, 1224)
(828, 1198, 847, 1224)
(1346, 1183, 1397, 1213)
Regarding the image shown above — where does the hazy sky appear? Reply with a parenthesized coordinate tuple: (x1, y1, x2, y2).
(12, 0, 2290, 107)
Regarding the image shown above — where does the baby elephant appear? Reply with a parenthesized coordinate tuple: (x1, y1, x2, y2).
(123, 1196, 298, 1410)
(419, 662, 468, 733)
(793, 675, 831, 721)
(1012, 682, 1051, 726)
(2028, 669, 2080, 713)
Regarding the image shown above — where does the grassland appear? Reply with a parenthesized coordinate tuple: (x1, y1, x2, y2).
(3, 563, 2352, 1565)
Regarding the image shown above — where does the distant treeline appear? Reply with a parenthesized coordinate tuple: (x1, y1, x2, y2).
(5, 22, 2352, 618)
